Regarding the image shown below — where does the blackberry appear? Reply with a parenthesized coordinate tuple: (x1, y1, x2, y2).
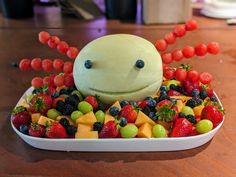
(142, 106, 151, 116)
(70, 94, 80, 101)
(200, 90, 208, 100)
(120, 100, 129, 107)
(65, 96, 78, 107)
(186, 99, 197, 108)
(93, 122, 103, 132)
(129, 100, 137, 107)
(119, 117, 128, 127)
(145, 96, 153, 101)
(178, 112, 185, 118)
(67, 86, 77, 93)
(19, 124, 29, 135)
(109, 106, 120, 116)
(63, 104, 75, 115)
(59, 89, 69, 95)
(55, 100, 65, 113)
(97, 103, 106, 112)
(148, 99, 156, 108)
(59, 118, 70, 128)
(193, 97, 202, 105)
(51, 92, 59, 99)
(191, 89, 200, 97)
(66, 125, 77, 135)
(185, 115, 197, 124)
(160, 85, 167, 92)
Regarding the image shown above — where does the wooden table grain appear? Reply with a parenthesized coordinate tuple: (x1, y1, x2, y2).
(0, 6, 236, 177)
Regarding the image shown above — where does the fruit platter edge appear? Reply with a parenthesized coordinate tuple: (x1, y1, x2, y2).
(10, 87, 224, 152)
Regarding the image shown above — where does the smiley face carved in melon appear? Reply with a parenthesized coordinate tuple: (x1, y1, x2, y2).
(73, 34, 163, 103)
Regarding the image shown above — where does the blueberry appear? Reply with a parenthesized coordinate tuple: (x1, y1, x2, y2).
(148, 111, 155, 118)
(142, 106, 151, 116)
(151, 115, 158, 121)
(120, 100, 129, 107)
(66, 125, 77, 135)
(186, 99, 197, 108)
(145, 96, 153, 101)
(193, 97, 202, 105)
(19, 124, 29, 135)
(160, 85, 167, 92)
(109, 106, 120, 116)
(93, 122, 103, 132)
(59, 89, 68, 95)
(84, 60, 92, 69)
(200, 90, 208, 100)
(59, 118, 70, 128)
(148, 99, 156, 107)
(192, 89, 200, 97)
(129, 100, 137, 107)
(51, 92, 59, 99)
(63, 104, 75, 115)
(160, 90, 167, 96)
(135, 59, 145, 69)
(56, 100, 65, 113)
(185, 115, 197, 124)
(178, 112, 185, 118)
(119, 117, 128, 127)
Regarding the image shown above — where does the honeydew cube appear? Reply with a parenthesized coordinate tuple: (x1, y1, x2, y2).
(38, 115, 55, 126)
(137, 123, 153, 138)
(104, 114, 115, 124)
(75, 131, 98, 139)
(77, 124, 93, 132)
(76, 112, 97, 125)
(106, 101, 121, 114)
(31, 113, 41, 123)
(135, 111, 156, 127)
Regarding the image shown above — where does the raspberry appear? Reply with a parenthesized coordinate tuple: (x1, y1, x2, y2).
(31, 58, 42, 71)
(155, 39, 167, 51)
(48, 36, 60, 48)
(57, 41, 69, 53)
(182, 46, 195, 59)
(53, 59, 64, 72)
(207, 42, 220, 55)
(19, 59, 31, 71)
(185, 20, 198, 31)
(195, 44, 207, 56)
(42, 59, 53, 72)
(162, 53, 173, 64)
(172, 49, 183, 61)
(38, 31, 50, 44)
(31, 77, 43, 87)
(173, 25, 186, 37)
(63, 61, 73, 74)
(66, 47, 79, 59)
(164, 32, 176, 44)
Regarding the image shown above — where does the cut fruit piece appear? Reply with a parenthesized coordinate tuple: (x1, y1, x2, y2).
(31, 113, 41, 123)
(176, 100, 184, 112)
(135, 111, 156, 127)
(19, 99, 30, 111)
(157, 120, 173, 130)
(137, 122, 153, 138)
(193, 105, 205, 117)
(104, 114, 115, 124)
(76, 112, 97, 125)
(77, 124, 93, 132)
(170, 96, 192, 103)
(75, 131, 98, 139)
(38, 115, 55, 126)
(106, 101, 121, 114)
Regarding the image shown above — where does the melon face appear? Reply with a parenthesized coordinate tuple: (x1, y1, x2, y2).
(73, 34, 163, 104)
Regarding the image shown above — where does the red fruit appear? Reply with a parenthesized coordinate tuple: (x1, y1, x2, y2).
(53, 59, 64, 72)
(199, 72, 213, 84)
(155, 39, 167, 51)
(67, 47, 79, 59)
(54, 74, 64, 87)
(185, 20, 198, 31)
(99, 121, 118, 138)
(30, 94, 52, 114)
(138, 100, 148, 109)
(11, 106, 31, 129)
(207, 42, 220, 55)
(172, 49, 183, 61)
(119, 105, 137, 123)
(170, 118, 193, 137)
(63, 61, 73, 74)
(52, 97, 65, 108)
(31, 77, 43, 88)
(206, 87, 214, 97)
(162, 53, 173, 64)
(31, 58, 42, 71)
(42, 59, 53, 72)
(57, 41, 69, 53)
(164, 68, 175, 80)
(201, 105, 223, 127)
(43, 76, 54, 87)
(172, 106, 179, 121)
(29, 123, 46, 137)
(38, 31, 50, 44)
(167, 90, 182, 96)
(182, 80, 200, 95)
(64, 74, 74, 87)
(173, 25, 186, 37)
(195, 44, 207, 56)
(187, 70, 199, 82)
(84, 96, 98, 111)
(47, 36, 60, 48)
(46, 122, 68, 138)
(182, 46, 195, 59)
(164, 32, 176, 44)
(19, 59, 31, 71)
(47, 86, 56, 96)
(156, 99, 172, 108)
(175, 68, 187, 81)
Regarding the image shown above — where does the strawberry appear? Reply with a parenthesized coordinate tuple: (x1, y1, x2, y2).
(167, 89, 182, 96)
(156, 99, 172, 109)
(45, 122, 68, 138)
(156, 104, 177, 122)
(30, 93, 52, 114)
(170, 118, 193, 137)
(11, 106, 31, 129)
(29, 123, 46, 137)
(84, 96, 98, 111)
(201, 85, 214, 97)
(182, 79, 200, 95)
(119, 105, 138, 123)
(201, 105, 223, 127)
(99, 121, 118, 138)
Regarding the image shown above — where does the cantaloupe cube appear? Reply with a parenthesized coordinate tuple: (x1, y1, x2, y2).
(38, 115, 54, 126)
(137, 123, 152, 138)
(104, 114, 115, 124)
(106, 101, 121, 114)
(77, 124, 93, 132)
(135, 111, 156, 127)
(176, 100, 184, 112)
(75, 131, 98, 139)
(76, 112, 97, 125)
(31, 113, 41, 123)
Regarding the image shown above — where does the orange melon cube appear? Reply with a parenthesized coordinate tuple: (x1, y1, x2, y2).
(76, 112, 97, 125)
(137, 123, 153, 138)
(135, 111, 156, 127)
(77, 124, 93, 132)
(75, 131, 98, 139)
(38, 115, 54, 126)
(31, 113, 41, 123)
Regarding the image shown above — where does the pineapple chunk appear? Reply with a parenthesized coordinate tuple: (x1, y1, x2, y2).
(31, 113, 41, 123)
(77, 124, 93, 132)
(38, 115, 54, 126)
(104, 114, 115, 124)
(135, 111, 156, 127)
(75, 131, 98, 139)
(76, 112, 97, 125)
(137, 123, 153, 138)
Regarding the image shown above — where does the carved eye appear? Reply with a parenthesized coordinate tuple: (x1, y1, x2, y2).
(135, 59, 145, 69)
(84, 60, 93, 69)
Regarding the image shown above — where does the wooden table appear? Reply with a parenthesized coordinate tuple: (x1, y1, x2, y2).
(0, 6, 236, 177)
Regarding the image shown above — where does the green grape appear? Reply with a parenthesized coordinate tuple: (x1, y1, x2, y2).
(47, 109, 61, 120)
(120, 124, 138, 138)
(71, 90, 83, 102)
(78, 101, 93, 114)
(71, 111, 83, 122)
(181, 106, 194, 116)
(152, 124, 167, 138)
(196, 119, 213, 134)
(95, 110, 105, 124)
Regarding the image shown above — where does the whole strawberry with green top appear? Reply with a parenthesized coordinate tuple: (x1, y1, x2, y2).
(171, 118, 193, 137)
(99, 121, 119, 138)
(45, 122, 68, 138)
(30, 93, 52, 114)
(201, 105, 223, 127)
(12, 106, 31, 129)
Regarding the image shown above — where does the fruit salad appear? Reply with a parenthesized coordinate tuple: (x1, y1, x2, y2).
(12, 20, 224, 139)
